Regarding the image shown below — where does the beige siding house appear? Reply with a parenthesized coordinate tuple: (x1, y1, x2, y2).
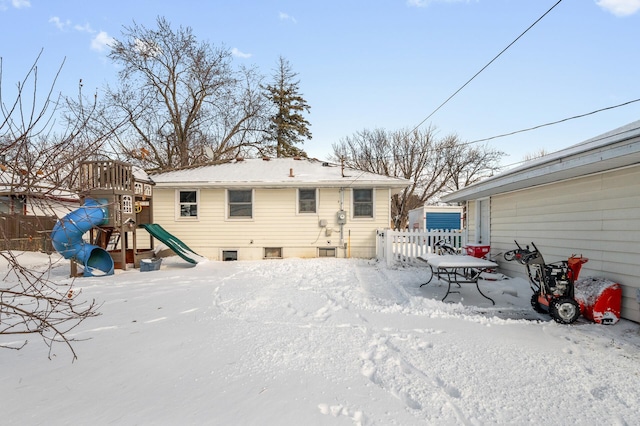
(150, 157, 409, 261)
(442, 120, 640, 323)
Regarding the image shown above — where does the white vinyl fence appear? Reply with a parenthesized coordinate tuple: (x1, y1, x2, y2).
(376, 228, 466, 267)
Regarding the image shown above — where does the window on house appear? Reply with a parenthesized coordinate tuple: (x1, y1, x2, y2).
(228, 189, 252, 218)
(0, 196, 11, 214)
(222, 250, 238, 261)
(264, 247, 282, 259)
(353, 188, 373, 218)
(179, 190, 198, 217)
(298, 188, 317, 213)
(318, 247, 336, 257)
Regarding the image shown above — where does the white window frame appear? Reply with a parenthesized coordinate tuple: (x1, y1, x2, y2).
(222, 250, 238, 261)
(352, 188, 374, 219)
(297, 188, 318, 214)
(318, 247, 337, 258)
(264, 247, 283, 259)
(226, 189, 254, 220)
(176, 189, 199, 220)
(122, 195, 133, 214)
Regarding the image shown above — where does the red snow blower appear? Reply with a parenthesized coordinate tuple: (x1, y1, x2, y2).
(504, 241, 588, 324)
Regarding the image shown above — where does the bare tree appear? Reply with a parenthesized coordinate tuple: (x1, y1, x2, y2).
(332, 127, 503, 229)
(102, 17, 270, 172)
(522, 148, 549, 162)
(1, 53, 101, 359)
(2, 53, 115, 197)
(444, 140, 504, 192)
(1, 251, 100, 359)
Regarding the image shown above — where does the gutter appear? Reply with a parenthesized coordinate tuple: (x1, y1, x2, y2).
(442, 135, 640, 203)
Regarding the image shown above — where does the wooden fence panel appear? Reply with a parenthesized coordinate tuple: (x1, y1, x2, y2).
(0, 214, 57, 252)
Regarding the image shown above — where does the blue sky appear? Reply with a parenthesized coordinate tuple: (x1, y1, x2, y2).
(2, 0, 639, 167)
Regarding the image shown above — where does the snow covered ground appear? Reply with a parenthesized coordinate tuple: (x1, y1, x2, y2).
(2, 252, 639, 425)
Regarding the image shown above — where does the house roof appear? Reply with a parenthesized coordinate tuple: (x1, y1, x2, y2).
(133, 165, 153, 184)
(0, 170, 79, 202)
(150, 157, 411, 192)
(441, 119, 640, 203)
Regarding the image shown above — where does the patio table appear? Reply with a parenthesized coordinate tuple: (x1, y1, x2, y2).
(418, 254, 497, 305)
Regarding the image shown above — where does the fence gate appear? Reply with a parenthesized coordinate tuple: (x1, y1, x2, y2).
(376, 228, 466, 267)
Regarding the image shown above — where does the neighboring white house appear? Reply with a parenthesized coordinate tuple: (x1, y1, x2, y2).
(1, 168, 79, 252)
(0, 169, 79, 217)
(150, 157, 410, 261)
(441, 119, 640, 323)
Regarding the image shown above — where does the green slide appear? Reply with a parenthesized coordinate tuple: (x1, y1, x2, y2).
(141, 224, 205, 264)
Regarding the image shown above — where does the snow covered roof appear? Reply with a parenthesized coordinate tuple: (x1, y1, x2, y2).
(0, 170, 79, 201)
(442, 119, 640, 203)
(132, 165, 153, 184)
(150, 157, 410, 191)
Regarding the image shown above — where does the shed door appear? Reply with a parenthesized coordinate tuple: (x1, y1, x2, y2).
(476, 198, 490, 244)
(426, 212, 461, 230)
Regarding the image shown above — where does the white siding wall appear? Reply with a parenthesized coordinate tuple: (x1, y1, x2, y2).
(488, 166, 640, 322)
(466, 200, 477, 244)
(152, 186, 392, 261)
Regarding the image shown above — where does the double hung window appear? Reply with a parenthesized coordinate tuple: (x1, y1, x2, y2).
(228, 189, 253, 218)
(353, 189, 373, 218)
(179, 190, 198, 218)
(298, 188, 317, 213)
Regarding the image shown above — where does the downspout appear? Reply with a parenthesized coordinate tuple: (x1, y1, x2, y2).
(339, 157, 347, 254)
(339, 187, 345, 249)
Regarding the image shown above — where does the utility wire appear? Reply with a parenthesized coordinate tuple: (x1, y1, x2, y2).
(462, 97, 640, 146)
(343, 97, 640, 173)
(498, 123, 640, 169)
(410, 0, 564, 133)
(343, 0, 565, 187)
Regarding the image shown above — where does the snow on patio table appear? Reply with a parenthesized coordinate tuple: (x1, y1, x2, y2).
(1, 254, 639, 425)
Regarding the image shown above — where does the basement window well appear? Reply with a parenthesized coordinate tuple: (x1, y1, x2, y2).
(264, 247, 282, 259)
(318, 247, 336, 258)
(222, 250, 238, 261)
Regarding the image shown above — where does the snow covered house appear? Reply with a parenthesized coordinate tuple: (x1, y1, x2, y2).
(1, 168, 79, 251)
(441, 119, 640, 322)
(150, 157, 410, 261)
(0, 168, 79, 217)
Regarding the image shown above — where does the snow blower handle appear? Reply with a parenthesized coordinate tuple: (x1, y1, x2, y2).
(504, 240, 528, 262)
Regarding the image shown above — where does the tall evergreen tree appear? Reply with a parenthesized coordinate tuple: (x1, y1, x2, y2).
(264, 56, 312, 157)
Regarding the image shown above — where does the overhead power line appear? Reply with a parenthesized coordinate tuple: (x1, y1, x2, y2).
(464, 97, 640, 146)
(343, 96, 640, 171)
(410, 0, 564, 133)
(343, 0, 565, 187)
(498, 121, 640, 170)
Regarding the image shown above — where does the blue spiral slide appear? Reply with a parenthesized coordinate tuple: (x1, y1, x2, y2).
(51, 198, 115, 277)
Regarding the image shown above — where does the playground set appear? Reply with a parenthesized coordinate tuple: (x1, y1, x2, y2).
(51, 160, 202, 277)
